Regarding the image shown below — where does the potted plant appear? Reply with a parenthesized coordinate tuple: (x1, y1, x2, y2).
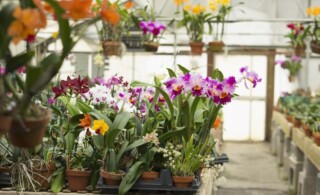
(0, 0, 99, 148)
(275, 55, 302, 82)
(312, 123, 320, 146)
(139, 21, 166, 52)
(207, 0, 233, 52)
(306, 6, 320, 54)
(285, 23, 309, 56)
(179, 4, 214, 55)
(94, 0, 136, 57)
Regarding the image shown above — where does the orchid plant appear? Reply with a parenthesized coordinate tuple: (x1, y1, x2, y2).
(139, 21, 166, 44)
(275, 55, 302, 78)
(306, 6, 320, 45)
(285, 23, 309, 48)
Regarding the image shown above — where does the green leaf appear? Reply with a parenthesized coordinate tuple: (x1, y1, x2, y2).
(76, 99, 92, 113)
(125, 139, 146, 152)
(107, 149, 116, 172)
(155, 87, 174, 120)
(130, 80, 153, 87)
(0, 3, 15, 59)
(65, 132, 75, 154)
(113, 111, 132, 129)
(167, 68, 177, 78)
(178, 64, 190, 74)
(116, 141, 129, 165)
(50, 167, 65, 193)
(93, 135, 105, 150)
(26, 66, 42, 91)
(119, 161, 144, 195)
(154, 76, 161, 87)
(105, 128, 122, 148)
(211, 69, 224, 81)
(159, 128, 185, 143)
(6, 51, 34, 73)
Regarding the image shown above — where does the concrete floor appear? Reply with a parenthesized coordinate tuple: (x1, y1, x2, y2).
(216, 142, 288, 195)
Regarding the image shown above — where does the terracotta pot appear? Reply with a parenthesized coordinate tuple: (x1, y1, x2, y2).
(208, 41, 225, 52)
(293, 118, 301, 128)
(310, 41, 320, 54)
(288, 75, 295, 82)
(189, 42, 204, 55)
(100, 169, 125, 185)
(303, 124, 312, 137)
(0, 115, 12, 136)
(8, 111, 50, 148)
(140, 171, 160, 182)
(66, 169, 91, 192)
(143, 42, 159, 52)
(33, 162, 56, 189)
(172, 175, 194, 188)
(286, 114, 293, 123)
(102, 41, 123, 56)
(293, 44, 306, 56)
(313, 132, 320, 146)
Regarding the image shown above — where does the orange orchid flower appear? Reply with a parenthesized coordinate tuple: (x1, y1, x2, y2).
(59, 0, 93, 20)
(125, 1, 134, 9)
(8, 5, 47, 44)
(79, 114, 92, 128)
(213, 117, 221, 128)
(100, 0, 120, 26)
(33, 0, 55, 15)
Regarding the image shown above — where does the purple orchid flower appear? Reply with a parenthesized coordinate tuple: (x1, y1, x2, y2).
(0, 66, 5, 76)
(291, 55, 301, 62)
(147, 21, 166, 36)
(48, 98, 56, 105)
(240, 66, 262, 88)
(139, 21, 149, 34)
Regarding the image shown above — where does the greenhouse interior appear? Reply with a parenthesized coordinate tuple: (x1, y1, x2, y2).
(1, 0, 320, 194)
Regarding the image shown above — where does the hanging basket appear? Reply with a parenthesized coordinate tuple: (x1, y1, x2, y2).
(8, 111, 50, 148)
(189, 42, 204, 55)
(208, 41, 225, 52)
(143, 42, 159, 52)
(310, 41, 320, 54)
(102, 41, 125, 57)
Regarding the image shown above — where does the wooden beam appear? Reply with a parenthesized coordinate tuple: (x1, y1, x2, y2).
(265, 50, 275, 141)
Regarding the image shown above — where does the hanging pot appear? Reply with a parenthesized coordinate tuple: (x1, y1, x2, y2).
(189, 42, 204, 55)
(310, 41, 320, 54)
(143, 42, 159, 52)
(100, 169, 125, 185)
(0, 114, 12, 136)
(288, 75, 295, 82)
(66, 169, 91, 192)
(172, 175, 194, 188)
(140, 171, 160, 182)
(8, 111, 50, 148)
(208, 41, 225, 52)
(293, 44, 306, 56)
(102, 41, 124, 57)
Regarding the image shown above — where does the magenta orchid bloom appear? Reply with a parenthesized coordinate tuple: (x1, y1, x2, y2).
(139, 20, 166, 40)
(0, 66, 5, 75)
(291, 55, 301, 62)
(240, 66, 262, 88)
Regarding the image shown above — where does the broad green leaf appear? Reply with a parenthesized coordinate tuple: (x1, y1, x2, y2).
(116, 141, 129, 164)
(113, 111, 132, 129)
(211, 69, 224, 81)
(119, 161, 144, 195)
(125, 139, 146, 152)
(26, 66, 42, 90)
(155, 87, 174, 120)
(105, 128, 122, 148)
(65, 132, 75, 154)
(178, 64, 190, 74)
(6, 51, 34, 73)
(93, 135, 104, 150)
(76, 99, 92, 113)
(130, 80, 153, 87)
(167, 68, 177, 78)
(50, 167, 65, 193)
(159, 128, 185, 143)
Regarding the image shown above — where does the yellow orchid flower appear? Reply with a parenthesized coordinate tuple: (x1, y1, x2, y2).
(92, 119, 109, 135)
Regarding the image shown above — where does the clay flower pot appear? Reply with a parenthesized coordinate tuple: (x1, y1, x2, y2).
(8, 111, 50, 148)
(0, 115, 12, 136)
(293, 118, 301, 128)
(303, 124, 312, 137)
(102, 41, 124, 57)
(208, 41, 225, 52)
(140, 171, 160, 182)
(172, 175, 194, 188)
(313, 132, 320, 146)
(66, 169, 91, 192)
(100, 169, 125, 185)
(33, 162, 56, 189)
(288, 75, 295, 82)
(293, 44, 306, 56)
(143, 42, 159, 52)
(189, 42, 204, 55)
